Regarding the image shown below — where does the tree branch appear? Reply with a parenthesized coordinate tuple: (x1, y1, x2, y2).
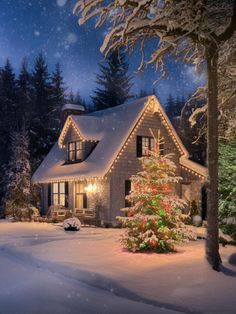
(217, 0, 236, 42)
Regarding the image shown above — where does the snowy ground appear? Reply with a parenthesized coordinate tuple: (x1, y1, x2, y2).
(0, 221, 236, 314)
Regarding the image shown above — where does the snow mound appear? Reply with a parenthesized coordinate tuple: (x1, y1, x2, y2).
(63, 217, 81, 231)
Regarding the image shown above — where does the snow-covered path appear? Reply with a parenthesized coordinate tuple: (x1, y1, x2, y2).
(0, 221, 236, 314)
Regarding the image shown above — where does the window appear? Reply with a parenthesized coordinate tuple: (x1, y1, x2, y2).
(75, 182, 87, 209)
(68, 141, 84, 162)
(137, 136, 164, 157)
(52, 182, 66, 206)
(125, 180, 131, 207)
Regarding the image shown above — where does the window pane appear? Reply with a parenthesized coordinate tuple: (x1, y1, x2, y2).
(76, 141, 82, 150)
(59, 194, 65, 206)
(60, 183, 65, 193)
(53, 183, 58, 193)
(53, 194, 59, 205)
(75, 194, 83, 209)
(150, 138, 155, 151)
(76, 149, 82, 160)
(142, 137, 149, 156)
(69, 151, 75, 161)
(75, 183, 84, 193)
(69, 142, 75, 151)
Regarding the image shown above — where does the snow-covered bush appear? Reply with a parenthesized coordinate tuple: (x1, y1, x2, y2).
(4, 130, 31, 221)
(63, 217, 81, 231)
(219, 140, 236, 241)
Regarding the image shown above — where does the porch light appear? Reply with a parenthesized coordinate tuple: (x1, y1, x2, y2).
(85, 183, 97, 193)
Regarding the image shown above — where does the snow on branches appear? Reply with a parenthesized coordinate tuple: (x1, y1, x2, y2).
(74, 0, 236, 74)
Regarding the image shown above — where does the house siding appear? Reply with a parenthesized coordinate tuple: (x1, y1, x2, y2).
(39, 100, 205, 224)
(107, 106, 203, 225)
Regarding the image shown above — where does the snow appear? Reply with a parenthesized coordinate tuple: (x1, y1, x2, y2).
(63, 217, 81, 230)
(61, 103, 85, 112)
(32, 96, 150, 182)
(0, 221, 236, 314)
(179, 156, 207, 178)
(32, 95, 206, 183)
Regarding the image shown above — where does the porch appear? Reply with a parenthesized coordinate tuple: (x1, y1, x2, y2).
(41, 179, 109, 224)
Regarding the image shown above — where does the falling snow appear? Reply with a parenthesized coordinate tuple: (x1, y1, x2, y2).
(0, 0, 206, 103)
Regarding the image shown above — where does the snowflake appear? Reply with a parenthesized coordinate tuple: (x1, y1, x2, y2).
(57, 0, 67, 7)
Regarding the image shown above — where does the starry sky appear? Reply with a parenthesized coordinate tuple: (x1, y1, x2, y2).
(0, 0, 206, 104)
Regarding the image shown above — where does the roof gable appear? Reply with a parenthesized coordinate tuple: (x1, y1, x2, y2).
(32, 96, 206, 183)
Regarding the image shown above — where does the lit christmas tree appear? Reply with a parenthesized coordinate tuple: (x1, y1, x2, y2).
(119, 129, 189, 253)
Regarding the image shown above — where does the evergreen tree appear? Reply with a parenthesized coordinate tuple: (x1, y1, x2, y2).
(174, 95, 185, 117)
(50, 62, 66, 135)
(32, 53, 51, 116)
(67, 89, 75, 103)
(219, 140, 236, 239)
(118, 146, 191, 253)
(0, 59, 19, 136)
(17, 58, 33, 126)
(30, 53, 53, 168)
(165, 94, 175, 121)
(138, 89, 149, 98)
(4, 130, 31, 220)
(92, 50, 132, 110)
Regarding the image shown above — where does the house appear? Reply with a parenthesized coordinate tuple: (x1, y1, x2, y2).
(32, 96, 207, 226)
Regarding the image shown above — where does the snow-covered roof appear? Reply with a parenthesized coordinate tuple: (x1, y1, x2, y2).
(61, 103, 85, 112)
(32, 96, 207, 183)
(180, 156, 207, 178)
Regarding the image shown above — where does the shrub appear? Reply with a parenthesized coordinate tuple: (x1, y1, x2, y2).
(219, 140, 236, 240)
(63, 217, 81, 231)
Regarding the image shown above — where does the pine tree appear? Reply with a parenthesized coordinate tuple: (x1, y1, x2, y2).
(67, 89, 75, 103)
(50, 62, 66, 135)
(30, 53, 53, 168)
(17, 58, 33, 126)
(118, 132, 191, 253)
(0, 59, 19, 135)
(92, 50, 132, 110)
(32, 53, 51, 116)
(4, 130, 31, 220)
(165, 94, 175, 121)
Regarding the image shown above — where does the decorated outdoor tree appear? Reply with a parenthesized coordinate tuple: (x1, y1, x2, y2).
(118, 130, 190, 253)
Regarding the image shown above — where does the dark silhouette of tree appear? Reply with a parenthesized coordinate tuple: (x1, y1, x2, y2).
(165, 94, 175, 121)
(50, 62, 66, 135)
(30, 53, 53, 169)
(92, 50, 132, 110)
(17, 58, 33, 126)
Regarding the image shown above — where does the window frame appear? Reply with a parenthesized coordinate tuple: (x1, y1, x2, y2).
(52, 182, 66, 207)
(68, 140, 84, 162)
(137, 135, 164, 157)
(74, 182, 87, 209)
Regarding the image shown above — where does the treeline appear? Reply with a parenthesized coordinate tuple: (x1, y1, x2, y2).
(0, 50, 134, 214)
(0, 54, 74, 171)
(0, 53, 86, 210)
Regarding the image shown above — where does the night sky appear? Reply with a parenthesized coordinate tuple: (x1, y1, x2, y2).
(0, 0, 206, 104)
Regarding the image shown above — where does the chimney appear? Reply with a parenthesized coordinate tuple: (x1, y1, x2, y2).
(61, 103, 85, 125)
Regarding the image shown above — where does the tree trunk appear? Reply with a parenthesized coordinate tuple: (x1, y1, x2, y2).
(205, 43, 222, 271)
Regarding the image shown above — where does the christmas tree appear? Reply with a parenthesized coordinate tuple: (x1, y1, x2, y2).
(119, 130, 190, 253)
